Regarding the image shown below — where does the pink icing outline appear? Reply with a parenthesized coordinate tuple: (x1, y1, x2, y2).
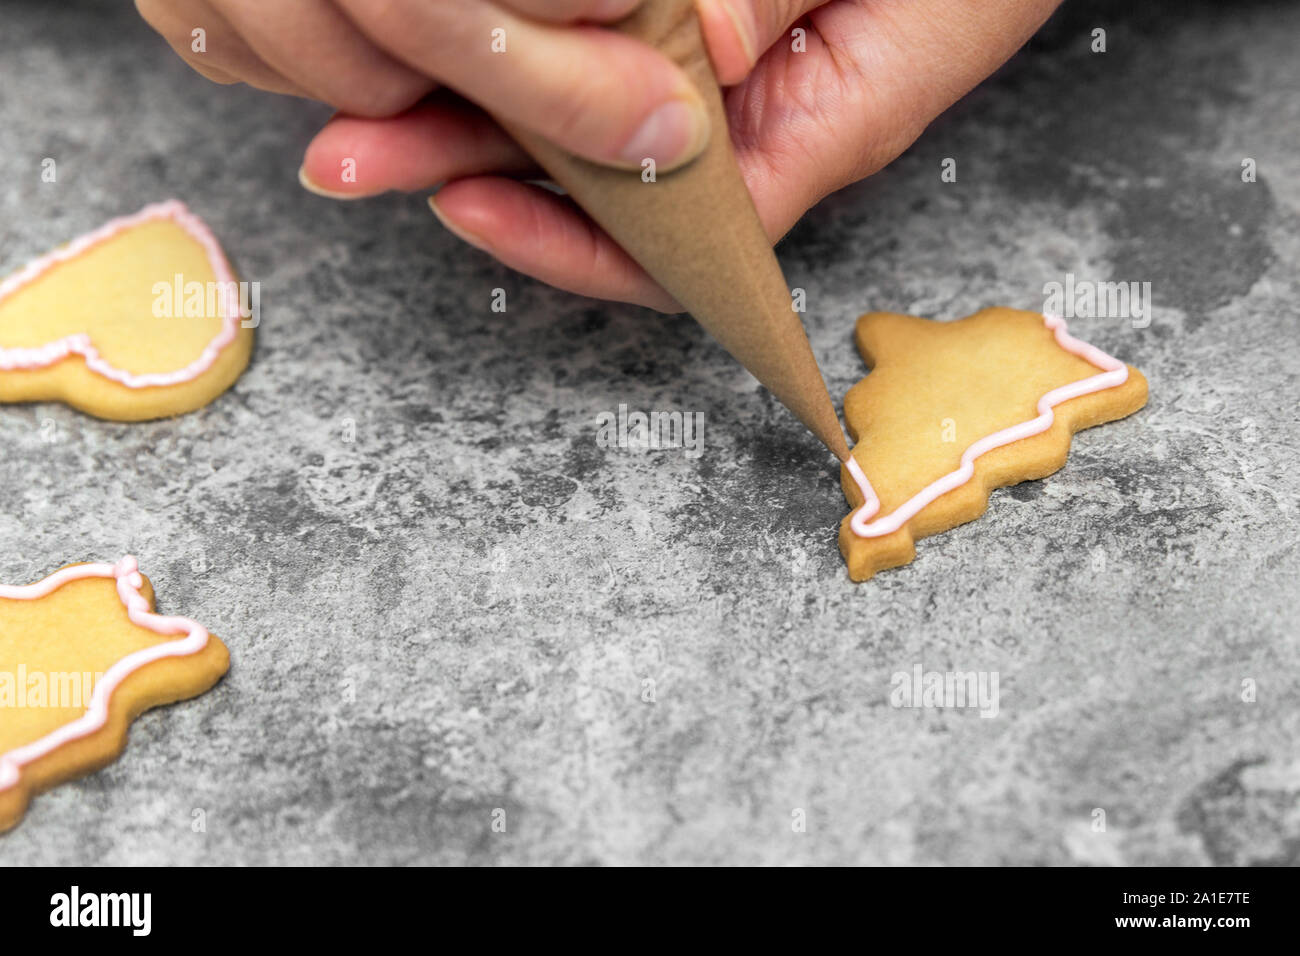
(845, 313, 1130, 539)
(0, 200, 240, 388)
(0, 556, 212, 793)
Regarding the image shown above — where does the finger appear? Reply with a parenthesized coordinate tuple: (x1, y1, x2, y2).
(135, 0, 307, 97)
(333, 0, 711, 172)
(816, 0, 1064, 182)
(210, 0, 434, 116)
(726, 0, 1064, 241)
(873, 0, 1064, 118)
(301, 95, 537, 198)
(494, 0, 642, 22)
(696, 0, 824, 85)
(429, 177, 680, 312)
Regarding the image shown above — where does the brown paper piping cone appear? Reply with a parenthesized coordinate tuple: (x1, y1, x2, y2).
(495, 0, 850, 462)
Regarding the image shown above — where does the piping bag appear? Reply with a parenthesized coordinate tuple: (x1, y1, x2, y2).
(495, 0, 851, 462)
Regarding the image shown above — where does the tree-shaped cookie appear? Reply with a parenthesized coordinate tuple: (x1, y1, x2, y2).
(0, 201, 254, 420)
(0, 556, 229, 832)
(839, 307, 1148, 581)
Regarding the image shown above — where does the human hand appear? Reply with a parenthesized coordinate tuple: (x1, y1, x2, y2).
(140, 0, 1063, 312)
(300, 0, 1063, 311)
(135, 0, 713, 173)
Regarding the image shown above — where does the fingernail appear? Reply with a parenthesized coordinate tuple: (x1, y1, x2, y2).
(717, 0, 757, 66)
(298, 166, 363, 201)
(427, 196, 492, 253)
(618, 97, 710, 171)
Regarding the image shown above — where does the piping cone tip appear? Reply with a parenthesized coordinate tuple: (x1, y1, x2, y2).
(502, 0, 850, 467)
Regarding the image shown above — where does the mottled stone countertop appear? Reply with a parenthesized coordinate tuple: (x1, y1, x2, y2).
(1, 0, 1296, 865)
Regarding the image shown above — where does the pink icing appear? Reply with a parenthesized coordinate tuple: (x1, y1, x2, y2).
(845, 313, 1129, 538)
(0, 200, 241, 388)
(0, 556, 213, 792)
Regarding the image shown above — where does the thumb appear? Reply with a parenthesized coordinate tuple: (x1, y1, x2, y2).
(334, 0, 713, 173)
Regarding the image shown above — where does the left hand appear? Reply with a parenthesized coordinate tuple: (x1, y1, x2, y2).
(300, 0, 1063, 312)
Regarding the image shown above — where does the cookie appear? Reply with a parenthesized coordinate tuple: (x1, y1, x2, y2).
(0, 556, 229, 832)
(0, 201, 254, 421)
(839, 307, 1148, 582)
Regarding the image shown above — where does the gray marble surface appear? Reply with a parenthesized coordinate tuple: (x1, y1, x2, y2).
(1, 0, 1296, 865)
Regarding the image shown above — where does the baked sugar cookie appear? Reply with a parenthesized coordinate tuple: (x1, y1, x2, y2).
(0, 201, 254, 420)
(839, 308, 1148, 582)
(0, 556, 229, 832)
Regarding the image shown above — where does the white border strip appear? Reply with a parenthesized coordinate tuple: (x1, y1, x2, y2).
(0, 556, 212, 792)
(846, 313, 1130, 538)
(0, 200, 240, 388)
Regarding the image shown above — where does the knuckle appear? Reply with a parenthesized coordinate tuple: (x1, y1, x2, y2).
(332, 78, 427, 118)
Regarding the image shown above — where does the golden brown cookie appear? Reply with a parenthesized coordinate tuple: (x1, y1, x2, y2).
(0, 556, 229, 832)
(839, 307, 1148, 582)
(0, 201, 254, 421)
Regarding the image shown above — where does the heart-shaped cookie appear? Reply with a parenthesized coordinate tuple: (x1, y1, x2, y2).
(0, 201, 254, 420)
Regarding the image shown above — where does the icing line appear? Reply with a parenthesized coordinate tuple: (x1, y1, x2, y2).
(845, 313, 1129, 539)
(0, 200, 241, 388)
(0, 556, 212, 792)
